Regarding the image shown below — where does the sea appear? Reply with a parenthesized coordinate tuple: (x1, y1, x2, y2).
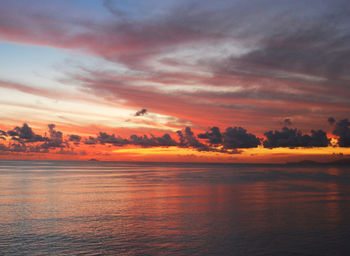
(1, 160, 350, 255)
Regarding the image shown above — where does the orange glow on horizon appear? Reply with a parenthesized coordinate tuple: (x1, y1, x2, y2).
(2, 145, 347, 163)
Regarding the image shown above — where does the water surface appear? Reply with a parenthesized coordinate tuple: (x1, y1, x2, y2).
(1, 160, 350, 255)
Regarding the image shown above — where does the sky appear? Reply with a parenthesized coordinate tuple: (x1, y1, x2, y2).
(1, 0, 350, 163)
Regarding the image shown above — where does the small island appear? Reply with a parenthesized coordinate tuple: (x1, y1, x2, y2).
(287, 158, 350, 166)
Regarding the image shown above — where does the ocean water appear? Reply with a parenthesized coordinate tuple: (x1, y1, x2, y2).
(1, 160, 350, 255)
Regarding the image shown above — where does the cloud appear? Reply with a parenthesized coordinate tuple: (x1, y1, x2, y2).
(0, 123, 83, 154)
(0, 123, 179, 155)
(198, 127, 222, 145)
(223, 127, 261, 149)
(129, 133, 177, 147)
(84, 129, 177, 148)
(198, 126, 260, 149)
(83, 126, 241, 153)
(284, 119, 292, 126)
(328, 117, 335, 125)
(4, 118, 350, 160)
(0, 141, 44, 153)
(333, 119, 350, 147)
(0, 129, 6, 140)
(69, 134, 81, 142)
(177, 127, 209, 151)
(263, 127, 329, 148)
(84, 136, 99, 145)
(5, 143, 27, 153)
(103, 0, 126, 19)
(1, 123, 65, 153)
(97, 132, 128, 146)
(212, 1, 350, 86)
(135, 108, 147, 116)
(154, 133, 178, 147)
(69, 134, 81, 145)
(40, 124, 66, 149)
(7, 123, 44, 143)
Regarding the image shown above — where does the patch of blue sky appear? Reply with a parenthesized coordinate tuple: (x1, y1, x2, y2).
(0, 42, 69, 88)
(101, 0, 180, 20)
(12, 0, 109, 21)
(0, 41, 134, 93)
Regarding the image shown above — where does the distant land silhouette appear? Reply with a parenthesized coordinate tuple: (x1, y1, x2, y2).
(287, 158, 350, 166)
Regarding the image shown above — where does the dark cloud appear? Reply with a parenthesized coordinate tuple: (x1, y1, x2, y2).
(0, 123, 72, 153)
(0, 141, 43, 153)
(215, 1, 350, 86)
(69, 134, 81, 145)
(263, 127, 329, 148)
(176, 130, 185, 145)
(198, 126, 260, 150)
(7, 123, 44, 143)
(1, 123, 179, 153)
(129, 133, 177, 147)
(177, 127, 209, 151)
(82, 126, 241, 153)
(6, 142, 27, 153)
(333, 119, 350, 147)
(7, 130, 17, 137)
(97, 132, 128, 146)
(3, 120, 350, 158)
(84, 136, 99, 145)
(129, 134, 155, 147)
(328, 117, 335, 125)
(198, 127, 222, 145)
(85, 130, 177, 148)
(223, 127, 261, 149)
(155, 134, 178, 147)
(69, 134, 81, 142)
(41, 124, 66, 149)
(284, 119, 292, 126)
(0, 130, 6, 140)
(310, 130, 330, 147)
(135, 108, 147, 116)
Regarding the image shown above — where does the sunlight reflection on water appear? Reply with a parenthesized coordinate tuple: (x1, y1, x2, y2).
(1, 160, 350, 255)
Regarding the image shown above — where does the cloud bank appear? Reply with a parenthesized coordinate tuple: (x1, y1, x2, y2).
(1, 119, 349, 157)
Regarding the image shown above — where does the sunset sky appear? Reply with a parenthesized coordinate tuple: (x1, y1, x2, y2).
(1, 0, 350, 162)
